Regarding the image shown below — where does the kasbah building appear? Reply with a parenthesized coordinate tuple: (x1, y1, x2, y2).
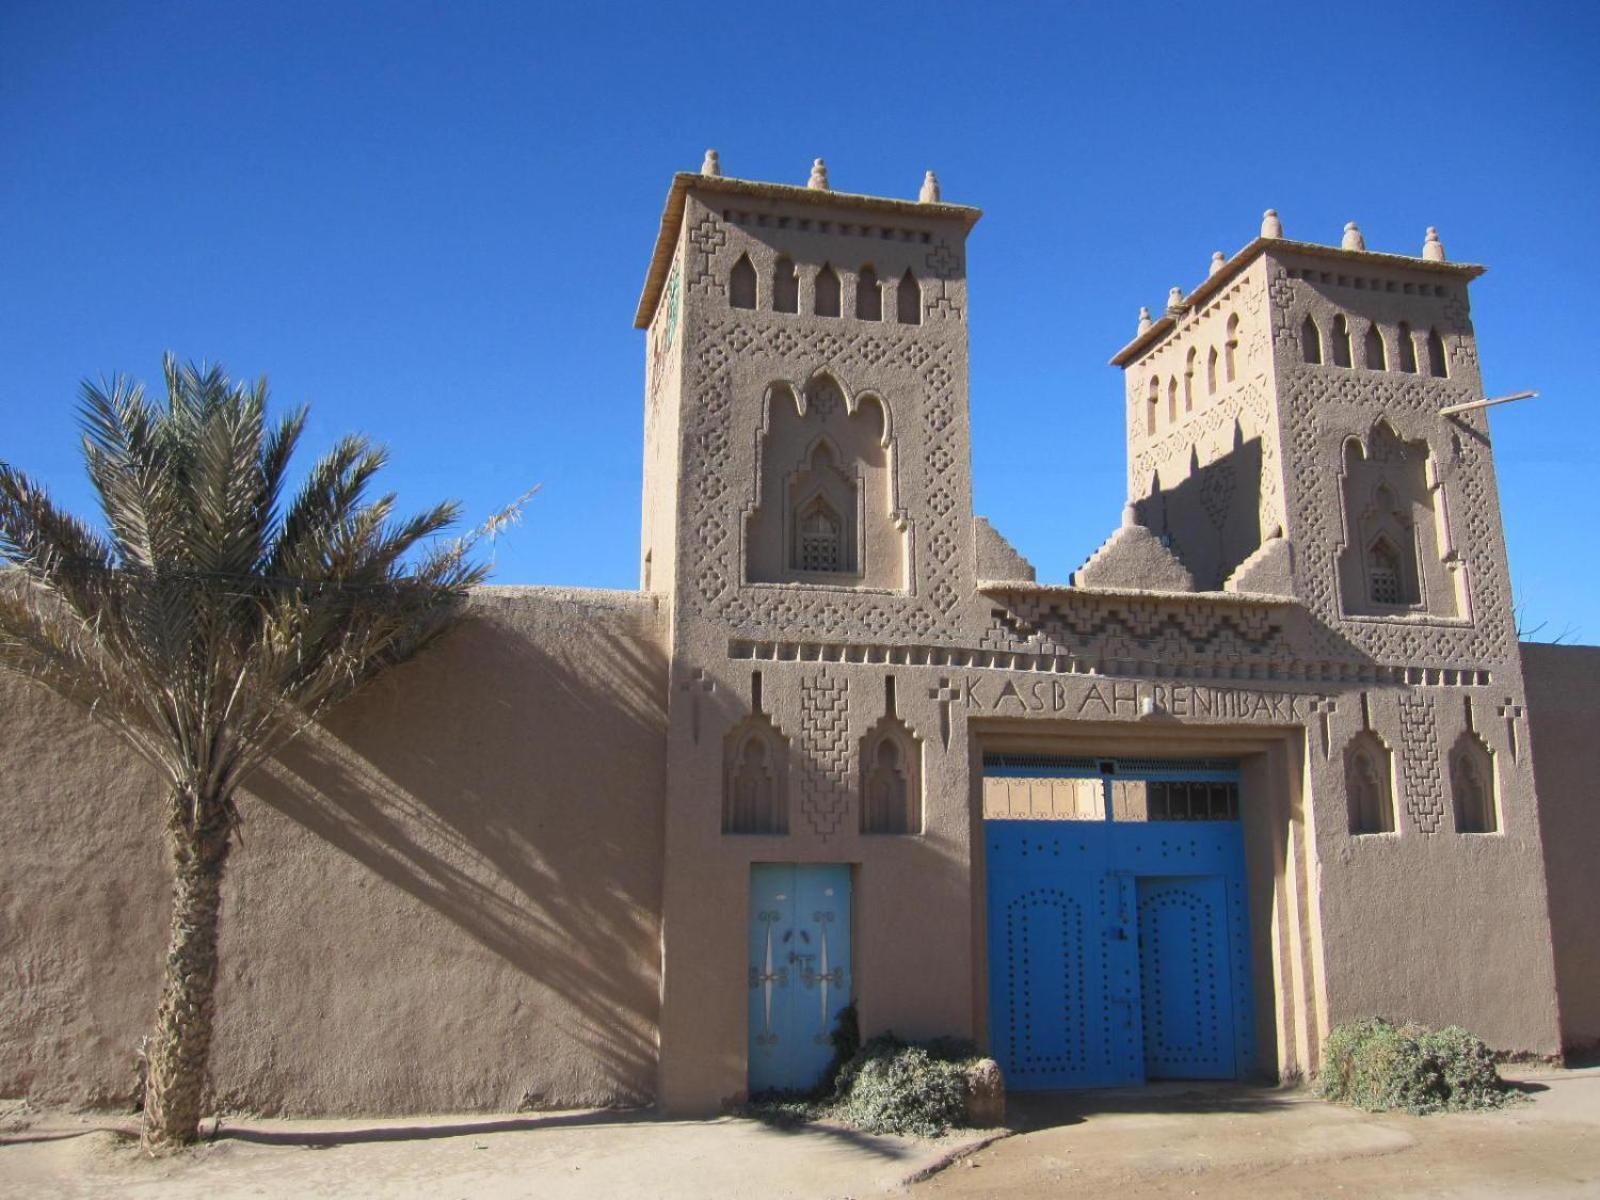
(4, 155, 1599, 1118)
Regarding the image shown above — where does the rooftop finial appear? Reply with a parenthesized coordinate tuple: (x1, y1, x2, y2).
(808, 158, 830, 190)
(1209, 251, 1226, 276)
(1166, 286, 1185, 315)
(919, 170, 941, 203)
(1137, 306, 1152, 335)
(1261, 209, 1283, 238)
(1342, 221, 1366, 251)
(700, 149, 721, 177)
(1422, 226, 1447, 261)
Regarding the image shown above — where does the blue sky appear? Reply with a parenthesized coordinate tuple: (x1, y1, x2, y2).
(3, 1, 1596, 641)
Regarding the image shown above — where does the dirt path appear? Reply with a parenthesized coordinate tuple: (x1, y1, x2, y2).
(912, 1068, 1600, 1199)
(4, 1068, 1596, 1198)
(0, 1107, 986, 1200)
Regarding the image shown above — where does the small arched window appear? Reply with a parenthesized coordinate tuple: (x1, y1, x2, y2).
(1206, 346, 1218, 395)
(729, 253, 756, 309)
(1224, 314, 1239, 383)
(1346, 735, 1395, 834)
(1184, 347, 1196, 411)
(1331, 314, 1353, 367)
(1167, 377, 1178, 423)
(1451, 735, 1498, 833)
(773, 256, 799, 314)
(856, 265, 882, 320)
(1398, 322, 1418, 373)
(1146, 377, 1159, 435)
(1364, 323, 1386, 371)
(1301, 315, 1323, 364)
(1427, 328, 1449, 378)
(796, 496, 843, 573)
(897, 269, 921, 325)
(814, 263, 841, 317)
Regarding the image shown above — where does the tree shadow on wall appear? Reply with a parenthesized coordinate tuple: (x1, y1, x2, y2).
(243, 597, 669, 1106)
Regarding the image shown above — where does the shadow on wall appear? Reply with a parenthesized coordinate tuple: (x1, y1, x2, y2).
(236, 594, 669, 1110)
(1138, 432, 1264, 591)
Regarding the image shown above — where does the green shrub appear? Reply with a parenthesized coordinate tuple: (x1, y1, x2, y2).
(741, 1025, 981, 1138)
(827, 1034, 979, 1137)
(1319, 1018, 1516, 1114)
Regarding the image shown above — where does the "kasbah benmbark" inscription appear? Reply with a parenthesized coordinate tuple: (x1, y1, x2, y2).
(946, 676, 1308, 720)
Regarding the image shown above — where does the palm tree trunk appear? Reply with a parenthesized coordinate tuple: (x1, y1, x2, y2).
(140, 801, 232, 1154)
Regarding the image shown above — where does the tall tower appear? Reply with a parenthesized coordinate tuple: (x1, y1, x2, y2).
(634, 156, 985, 1108)
(1111, 216, 1557, 1054)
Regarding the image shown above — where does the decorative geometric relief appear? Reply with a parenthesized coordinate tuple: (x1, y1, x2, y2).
(1449, 731, 1498, 834)
(1344, 731, 1396, 834)
(1284, 368, 1511, 668)
(680, 318, 966, 643)
(1397, 693, 1446, 834)
(800, 669, 851, 839)
(688, 215, 728, 298)
(860, 680, 922, 835)
(724, 713, 789, 835)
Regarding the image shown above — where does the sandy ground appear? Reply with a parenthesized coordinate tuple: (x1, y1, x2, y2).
(0, 1104, 991, 1200)
(3, 1068, 1596, 1199)
(913, 1066, 1600, 1199)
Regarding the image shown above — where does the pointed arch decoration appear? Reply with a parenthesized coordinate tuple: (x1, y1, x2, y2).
(1344, 731, 1396, 834)
(814, 263, 841, 317)
(1301, 315, 1323, 364)
(1331, 314, 1353, 367)
(724, 677, 790, 835)
(1398, 322, 1418, 373)
(744, 369, 908, 589)
(1427, 327, 1449, 378)
(896, 269, 921, 325)
(729, 253, 757, 310)
(856, 264, 882, 320)
(860, 677, 922, 835)
(1364, 322, 1386, 371)
(773, 255, 799, 313)
(1450, 732, 1498, 833)
(1336, 420, 1459, 618)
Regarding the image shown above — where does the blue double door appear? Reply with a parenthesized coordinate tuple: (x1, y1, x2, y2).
(748, 863, 852, 1094)
(985, 759, 1254, 1089)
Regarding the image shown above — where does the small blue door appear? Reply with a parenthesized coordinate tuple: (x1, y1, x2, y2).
(748, 864, 852, 1094)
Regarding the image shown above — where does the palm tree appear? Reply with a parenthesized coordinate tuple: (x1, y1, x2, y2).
(0, 356, 488, 1152)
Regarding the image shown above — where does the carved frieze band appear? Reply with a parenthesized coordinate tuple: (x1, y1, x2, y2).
(729, 637, 1491, 690)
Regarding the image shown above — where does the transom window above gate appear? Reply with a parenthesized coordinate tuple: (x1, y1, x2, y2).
(981, 756, 1241, 823)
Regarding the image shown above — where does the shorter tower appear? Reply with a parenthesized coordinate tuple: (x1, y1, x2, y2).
(1110, 217, 1513, 677)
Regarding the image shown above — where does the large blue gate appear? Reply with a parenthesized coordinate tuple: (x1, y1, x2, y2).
(748, 863, 852, 1094)
(984, 758, 1253, 1089)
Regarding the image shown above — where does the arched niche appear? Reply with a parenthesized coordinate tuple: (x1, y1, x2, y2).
(1301, 315, 1323, 365)
(1449, 732, 1498, 833)
(1336, 421, 1461, 618)
(1344, 731, 1396, 834)
(724, 715, 789, 834)
(856, 264, 882, 321)
(744, 373, 907, 589)
(860, 713, 921, 835)
(1331, 314, 1353, 367)
(1364, 322, 1387, 371)
(729, 253, 757, 310)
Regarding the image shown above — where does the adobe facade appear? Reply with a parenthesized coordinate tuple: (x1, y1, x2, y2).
(2, 159, 1595, 1116)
